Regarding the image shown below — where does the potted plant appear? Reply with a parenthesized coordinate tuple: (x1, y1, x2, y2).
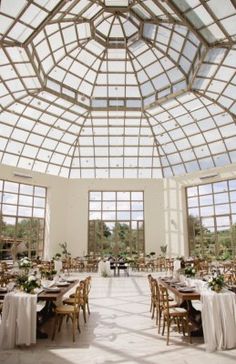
(160, 244, 167, 257)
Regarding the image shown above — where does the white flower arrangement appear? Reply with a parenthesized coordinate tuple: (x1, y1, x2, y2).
(208, 272, 224, 293)
(19, 257, 32, 269)
(16, 273, 40, 294)
(184, 266, 196, 277)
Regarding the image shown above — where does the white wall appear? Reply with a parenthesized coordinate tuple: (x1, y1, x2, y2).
(1, 162, 236, 258)
(66, 178, 165, 257)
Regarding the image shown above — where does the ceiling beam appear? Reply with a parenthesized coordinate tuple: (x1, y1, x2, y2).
(193, 90, 236, 122)
(24, 0, 69, 46)
(166, 0, 209, 48)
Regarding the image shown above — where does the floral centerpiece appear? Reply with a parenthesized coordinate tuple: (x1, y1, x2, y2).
(16, 273, 41, 294)
(208, 273, 224, 293)
(184, 265, 196, 277)
(18, 257, 32, 269)
(18, 257, 32, 275)
(41, 268, 57, 280)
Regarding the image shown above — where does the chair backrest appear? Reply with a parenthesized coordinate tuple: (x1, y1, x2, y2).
(72, 283, 83, 311)
(158, 284, 170, 314)
(85, 276, 91, 295)
(150, 277, 160, 302)
(147, 274, 153, 290)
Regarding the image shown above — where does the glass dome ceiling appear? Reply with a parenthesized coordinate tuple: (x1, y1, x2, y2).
(0, 0, 235, 178)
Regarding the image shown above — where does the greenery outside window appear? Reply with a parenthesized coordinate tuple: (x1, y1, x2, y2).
(186, 179, 236, 260)
(0, 179, 46, 260)
(88, 191, 144, 257)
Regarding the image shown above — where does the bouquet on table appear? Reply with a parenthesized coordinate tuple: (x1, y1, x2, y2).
(16, 273, 41, 294)
(18, 257, 32, 269)
(184, 265, 196, 277)
(208, 272, 224, 293)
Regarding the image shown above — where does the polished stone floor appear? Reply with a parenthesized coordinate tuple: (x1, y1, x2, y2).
(1, 272, 236, 364)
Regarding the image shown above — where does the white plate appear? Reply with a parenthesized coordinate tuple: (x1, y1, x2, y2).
(44, 287, 61, 292)
(57, 282, 70, 286)
(66, 278, 76, 283)
(179, 288, 195, 293)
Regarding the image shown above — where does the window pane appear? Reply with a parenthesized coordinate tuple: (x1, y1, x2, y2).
(4, 181, 19, 193)
(103, 211, 116, 220)
(199, 184, 212, 195)
(103, 201, 116, 210)
(19, 195, 33, 206)
(214, 193, 229, 204)
(103, 192, 116, 200)
(117, 192, 130, 200)
(117, 201, 130, 210)
(132, 201, 143, 210)
(20, 184, 33, 195)
(117, 211, 130, 220)
(89, 211, 101, 220)
(187, 186, 198, 197)
(90, 201, 102, 210)
(2, 193, 18, 204)
(90, 192, 101, 201)
(131, 192, 143, 200)
(199, 195, 213, 206)
(213, 181, 228, 193)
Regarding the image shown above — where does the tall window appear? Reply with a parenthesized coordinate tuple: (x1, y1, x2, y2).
(186, 179, 236, 259)
(0, 179, 46, 260)
(88, 191, 144, 256)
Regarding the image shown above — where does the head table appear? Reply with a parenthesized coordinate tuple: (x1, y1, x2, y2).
(0, 279, 79, 349)
(159, 276, 236, 352)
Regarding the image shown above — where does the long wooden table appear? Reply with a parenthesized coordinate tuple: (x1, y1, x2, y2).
(37, 279, 79, 301)
(158, 278, 200, 301)
(158, 278, 202, 336)
(0, 279, 79, 301)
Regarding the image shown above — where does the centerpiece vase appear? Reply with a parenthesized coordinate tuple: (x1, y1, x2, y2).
(212, 284, 222, 293)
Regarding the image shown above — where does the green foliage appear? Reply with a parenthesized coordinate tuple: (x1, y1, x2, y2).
(59, 241, 71, 257)
(208, 273, 224, 292)
(184, 266, 196, 277)
(16, 273, 40, 293)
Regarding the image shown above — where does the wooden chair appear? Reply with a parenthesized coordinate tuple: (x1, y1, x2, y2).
(150, 278, 176, 330)
(81, 276, 91, 322)
(52, 284, 82, 342)
(147, 274, 153, 313)
(159, 284, 191, 345)
(64, 276, 91, 323)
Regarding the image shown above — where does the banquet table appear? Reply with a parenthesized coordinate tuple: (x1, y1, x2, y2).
(159, 277, 236, 351)
(0, 279, 80, 348)
(0, 292, 37, 349)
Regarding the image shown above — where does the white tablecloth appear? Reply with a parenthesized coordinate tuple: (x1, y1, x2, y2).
(201, 289, 236, 352)
(0, 292, 37, 349)
(98, 260, 112, 277)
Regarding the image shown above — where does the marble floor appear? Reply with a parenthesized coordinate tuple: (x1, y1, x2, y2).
(1, 272, 236, 364)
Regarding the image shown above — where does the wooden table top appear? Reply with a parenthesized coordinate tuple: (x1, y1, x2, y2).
(158, 278, 201, 301)
(37, 279, 79, 301)
(0, 279, 79, 302)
